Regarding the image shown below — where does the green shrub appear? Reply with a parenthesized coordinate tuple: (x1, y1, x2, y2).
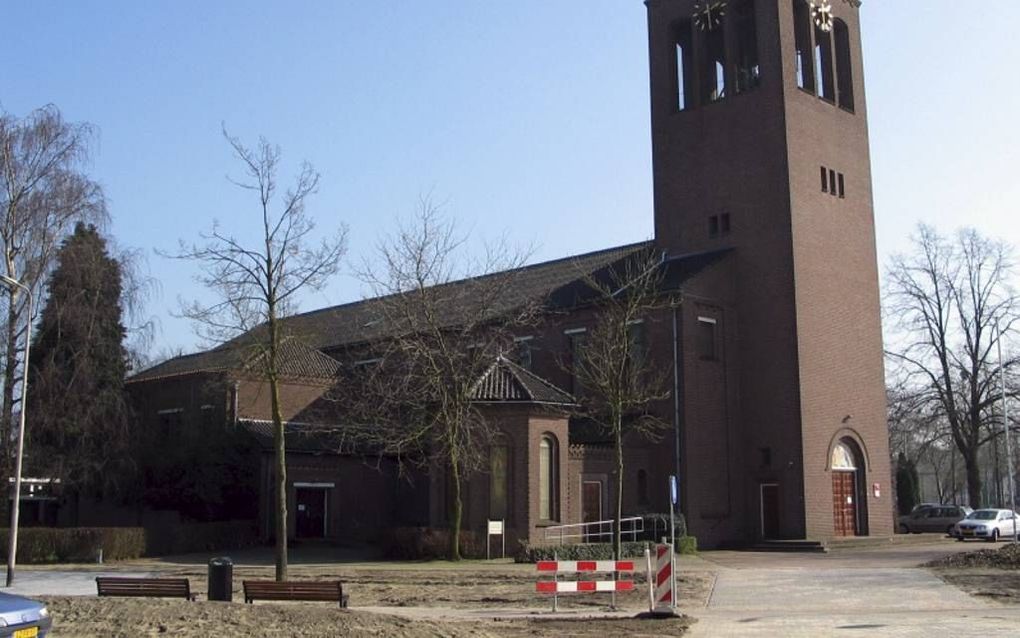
(515, 536, 696, 563)
(380, 527, 484, 560)
(0, 527, 145, 563)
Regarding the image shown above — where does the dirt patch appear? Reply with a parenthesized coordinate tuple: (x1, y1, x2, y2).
(925, 543, 1020, 569)
(42, 597, 694, 637)
(43, 596, 491, 637)
(926, 543, 1020, 604)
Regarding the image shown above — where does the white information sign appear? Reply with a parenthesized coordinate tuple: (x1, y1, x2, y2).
(486, 519, 505, 560)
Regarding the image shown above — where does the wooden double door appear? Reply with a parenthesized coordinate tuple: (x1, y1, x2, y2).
(832, 470, 859, 536)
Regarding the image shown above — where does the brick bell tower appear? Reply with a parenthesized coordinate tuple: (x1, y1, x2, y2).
(645, 0, 892, 542)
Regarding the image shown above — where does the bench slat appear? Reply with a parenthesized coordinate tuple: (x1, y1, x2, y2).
(242, 580, 347, 608)
(96, 577, 194, 601)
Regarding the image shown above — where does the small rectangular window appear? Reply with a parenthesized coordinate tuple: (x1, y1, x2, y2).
(820, 166, 828, 193)
(829, 169, 837, 196)
(697, 317, 717, 360)
(565, 329, 588, 396)
(709, 215, 719, 237)
(837, 173, 846, 199)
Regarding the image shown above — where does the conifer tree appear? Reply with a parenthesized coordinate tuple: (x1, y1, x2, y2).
(27, 223, 132, 497)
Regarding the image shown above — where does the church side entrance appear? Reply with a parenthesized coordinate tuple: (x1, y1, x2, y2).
(831, 441, 864, 537)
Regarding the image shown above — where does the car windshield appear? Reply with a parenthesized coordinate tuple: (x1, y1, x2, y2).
(969, 510, 999, 520)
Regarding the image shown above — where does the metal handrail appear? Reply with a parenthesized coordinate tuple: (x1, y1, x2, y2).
(544, 516, 644, 545)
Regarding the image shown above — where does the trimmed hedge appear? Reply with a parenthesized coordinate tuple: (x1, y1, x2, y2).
(0, 520, 259, 564)
(145, 520, 259, 556)
(0, 527, 145, 563)
(515, 536, 697, 563)
(381, 527, 485, 560)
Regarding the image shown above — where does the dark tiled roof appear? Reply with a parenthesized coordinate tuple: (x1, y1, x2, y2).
(129, 338, 341, 383)
(471, 356, 575, 406)
(130, 241, 652, 383)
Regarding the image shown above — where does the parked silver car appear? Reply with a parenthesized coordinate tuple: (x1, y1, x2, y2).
(954, 509, 1020, 542)
(898, 504, 972, 535)
(0, 591, 51, 637)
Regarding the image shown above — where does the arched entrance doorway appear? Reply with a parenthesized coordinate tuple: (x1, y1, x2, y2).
(831, 440, 866, 536)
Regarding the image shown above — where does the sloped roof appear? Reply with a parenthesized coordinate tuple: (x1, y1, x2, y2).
(128, 337, 342, 383)
(470, 356, 575, 406)
(239, 419, 353, 454)
(130, 241, 651, 383)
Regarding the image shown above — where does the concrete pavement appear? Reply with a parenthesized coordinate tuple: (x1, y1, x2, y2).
(683, 539, 1019, 636)
(1, 570, 154, 598)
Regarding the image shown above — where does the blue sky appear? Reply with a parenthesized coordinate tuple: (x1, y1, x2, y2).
(2, 1, 1018, 356)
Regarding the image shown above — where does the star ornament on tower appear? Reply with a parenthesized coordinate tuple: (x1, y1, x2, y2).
(810, 0, 834, 33)
(693, 1, 727, 32)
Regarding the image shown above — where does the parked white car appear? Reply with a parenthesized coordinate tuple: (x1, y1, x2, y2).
(954, 509, 1020, 542)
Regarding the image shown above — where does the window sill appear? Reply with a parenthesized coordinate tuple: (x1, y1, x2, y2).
(536, 520, 561, 528)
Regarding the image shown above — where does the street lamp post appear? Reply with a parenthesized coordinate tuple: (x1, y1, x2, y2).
(996, 319, 1017, 543)
(1, 275, 32, 586)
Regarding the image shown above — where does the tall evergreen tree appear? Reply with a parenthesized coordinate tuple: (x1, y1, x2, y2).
(26, 223, 132, 497)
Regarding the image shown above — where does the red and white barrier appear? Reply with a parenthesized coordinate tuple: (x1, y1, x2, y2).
(653, 543, 675, 613)
(535, 557, 635, 610)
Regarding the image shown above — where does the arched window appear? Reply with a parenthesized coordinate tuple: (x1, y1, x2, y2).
(793, 0, 815, 92)
(699, 23, 727, 103)
(831, 442, 857, 471)
(814, 22, 835, 102)
(675, 19, 695, 111)
(539, 435, 558, 520)
(637, 469, 649, 506)
(733, 0, 760, 94)
(833, 19, 854, 111)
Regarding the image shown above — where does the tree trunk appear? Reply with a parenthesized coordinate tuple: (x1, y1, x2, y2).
(270, 374, 288, 581)
(1, 294, 20, 521)
(964, 448, 983, 509)
(449, 460, 463, 561)
(614, 412, 624, 561)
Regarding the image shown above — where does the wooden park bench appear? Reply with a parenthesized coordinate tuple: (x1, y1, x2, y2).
(242, 580, 349, 608)
(96, 577, 196, 601)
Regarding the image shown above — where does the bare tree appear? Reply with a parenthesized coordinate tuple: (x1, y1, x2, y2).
(567, 249, 672, 559)
(167, 128, 347, 580)
(885, 225, 1019, 508)
(0, 105, 107, 477)
(352, 201, 536, 560)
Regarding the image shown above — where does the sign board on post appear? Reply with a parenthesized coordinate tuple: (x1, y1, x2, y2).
(872, 483, 881, 498)
(486, 519, 505, 560)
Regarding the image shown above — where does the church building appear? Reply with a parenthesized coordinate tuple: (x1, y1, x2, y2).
(127, 0, 892, 549)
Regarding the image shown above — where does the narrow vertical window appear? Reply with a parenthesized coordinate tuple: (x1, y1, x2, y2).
(628, 320, 647, 373)
(700, 25, 727, 103)
(834, 19, 854, 111)
(734, 0, 760, 94)
(566, 329, 587, 396)
(829, 169, 837, 196)
(814, 25, 835, 102)
(539, 435, 558, 520)
(837, 173, 845, 199)
(676, 20, 695, 111)
(793, 0, 815, 92)
(515, 336, 533, 371)
(697, 317, 718, 360)
(489, 442, 509, 520)
(820, 166, 828, 193)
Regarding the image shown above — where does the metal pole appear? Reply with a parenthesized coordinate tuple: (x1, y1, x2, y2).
(997, 320, 1017, 542)
(3, 277, 32, 587)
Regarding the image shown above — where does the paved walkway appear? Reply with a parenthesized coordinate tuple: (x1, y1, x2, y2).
(2, 569, 155, 597)
(684, 541, 1020, 636)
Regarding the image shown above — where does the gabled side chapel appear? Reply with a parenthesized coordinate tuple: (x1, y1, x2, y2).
(128, 0, 892, 548)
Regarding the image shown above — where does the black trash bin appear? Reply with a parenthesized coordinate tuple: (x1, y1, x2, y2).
(208, 556, 233, 602)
